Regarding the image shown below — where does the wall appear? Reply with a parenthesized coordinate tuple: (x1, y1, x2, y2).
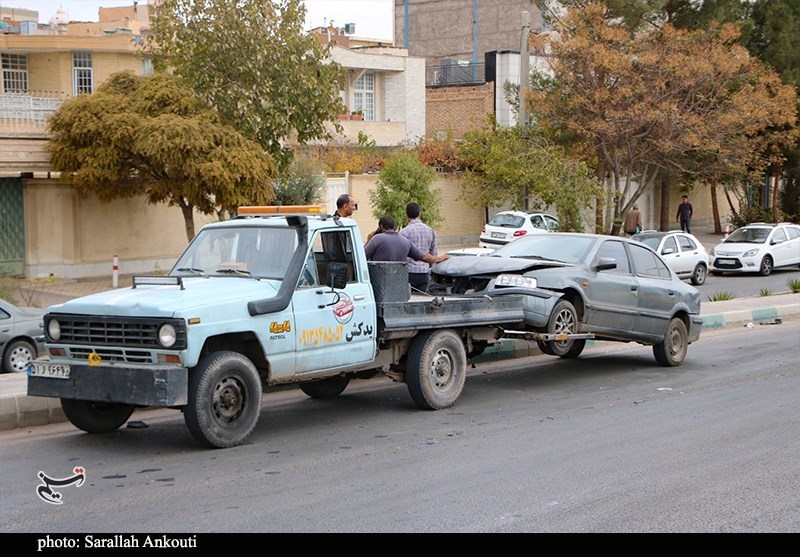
(426, 82, 493, 139)
(23, 179, 213, 278)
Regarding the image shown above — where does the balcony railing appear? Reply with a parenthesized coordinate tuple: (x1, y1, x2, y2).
(0, 91, 67, 136)
(426, 62, 486, 87)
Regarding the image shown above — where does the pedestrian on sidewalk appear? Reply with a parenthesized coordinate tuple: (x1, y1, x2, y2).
(400, 202, 439, 293)
(624, 205, 642, 236)
(676, 195, 693, 233)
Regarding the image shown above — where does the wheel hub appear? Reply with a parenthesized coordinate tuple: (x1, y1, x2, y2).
(430, 350, 453, 390)
(213, 376, 245, 423)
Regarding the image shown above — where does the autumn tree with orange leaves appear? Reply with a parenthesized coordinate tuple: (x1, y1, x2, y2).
(527, 2, 798, 234)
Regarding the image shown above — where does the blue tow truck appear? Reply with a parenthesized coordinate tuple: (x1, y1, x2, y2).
(29, 206, 586, 448)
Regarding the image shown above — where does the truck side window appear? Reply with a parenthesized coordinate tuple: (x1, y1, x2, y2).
(313, 230, 357, 283)
(297, 250, 319, 288)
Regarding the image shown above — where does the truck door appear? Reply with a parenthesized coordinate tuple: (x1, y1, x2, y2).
(292, 228, 377, 375)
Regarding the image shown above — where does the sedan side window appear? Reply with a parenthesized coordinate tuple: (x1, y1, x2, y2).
(0, 308, 9, 321)
(785, 226, 800, 240)
(662, 236, 678, 255)
(544, 215, 559, 231)
(630, 244, 671, 279)
(595, 240, 631, 274)
(677, 235, 696, 251)
(531, 215, 546, 229)
(772, 229, 787, 243)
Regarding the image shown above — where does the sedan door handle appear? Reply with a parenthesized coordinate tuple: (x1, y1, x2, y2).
(353, 295, 365, 301)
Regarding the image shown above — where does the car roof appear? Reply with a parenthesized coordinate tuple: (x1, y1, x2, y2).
(494, 210, 556, 217)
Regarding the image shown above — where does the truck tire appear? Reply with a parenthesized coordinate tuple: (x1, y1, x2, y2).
(406, 329, 467, 410)
(61, 399, 135, 433)
(545, 299, 583, 358)
(300, 376, 350, 399)
(184, 351, 262, 448)
(653, 318, 688, 367)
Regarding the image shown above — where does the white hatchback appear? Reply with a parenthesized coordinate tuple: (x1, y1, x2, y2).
(631, 230, 709, 285)
(479, 211, 559, 249)
(709, 222, 800, 276)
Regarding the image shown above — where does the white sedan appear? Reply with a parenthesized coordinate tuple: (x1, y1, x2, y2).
(631, 230, 709, 285)
(479, 211, 559, 249)
(709, 222, 800, 276)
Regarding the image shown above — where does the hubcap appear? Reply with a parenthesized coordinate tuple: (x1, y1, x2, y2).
(668, 325, 685, 358)
(212, 376, 246, 424)
(10, 346, 33, 373)
(430, 349, 454, 391)
(553, 308, 576, 348)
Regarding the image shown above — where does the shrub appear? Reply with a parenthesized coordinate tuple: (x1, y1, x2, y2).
(707, 291, 736, 302)
(788, 278, 800, 293)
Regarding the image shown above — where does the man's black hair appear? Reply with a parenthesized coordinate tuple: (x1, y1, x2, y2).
(336, 194, 351, 210)
(379, 215, 396, 231)
(406, 202, 421, 219)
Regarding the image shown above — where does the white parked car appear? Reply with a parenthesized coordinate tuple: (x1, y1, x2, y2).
(631, 230, 709, 285)
(479, 211, 559, 249)
(709, 222, 800, 276)
(1, 298, 46, 373)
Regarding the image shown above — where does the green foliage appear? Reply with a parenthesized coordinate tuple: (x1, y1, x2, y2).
(370, 151, 442, 229)
(272, 155, 325, 206)
(707, 291, 736, 302)
(759, 288, 774, 297)
(47, 71, 276, 242)
(788, 278, 800, 293)
(457, 122, 600, 232)
(148, 0, 345, 172)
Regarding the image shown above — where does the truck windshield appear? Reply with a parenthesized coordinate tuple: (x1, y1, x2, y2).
(171, 226, 299, 280)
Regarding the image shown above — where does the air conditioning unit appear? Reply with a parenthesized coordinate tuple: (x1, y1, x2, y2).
(343, 23, 356, 35)
(439, 58, 473, 85)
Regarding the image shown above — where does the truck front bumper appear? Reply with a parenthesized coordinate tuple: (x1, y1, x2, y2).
(27, 362, 189, 407)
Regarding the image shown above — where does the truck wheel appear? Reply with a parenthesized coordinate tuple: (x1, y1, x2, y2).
(653, 318, 688, 367)
(184, 351, 262, 448)
(61, 399, 135, 433)
(545, 299, 582, 358)
(406, 330, 467, 410)
(300, 376, 350, 399)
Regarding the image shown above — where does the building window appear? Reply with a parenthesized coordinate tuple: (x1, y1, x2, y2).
(2, 54, 29, 93)
(142, 58, 154, 76)
(72, 51, 93, 96)
(353, 72, 375, 121)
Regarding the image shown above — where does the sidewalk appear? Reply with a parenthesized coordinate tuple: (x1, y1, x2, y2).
(2, 288, 798, 430)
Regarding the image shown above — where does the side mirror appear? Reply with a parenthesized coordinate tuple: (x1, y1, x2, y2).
(326, 262, 348, 290)
(595, 257, 617, 271)
(771, 239, 783, 245)
(662, 247, 675, 255)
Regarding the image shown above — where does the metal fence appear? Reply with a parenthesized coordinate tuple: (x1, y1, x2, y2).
(426, 62, 486, 87)
(0, 91, 67, 136)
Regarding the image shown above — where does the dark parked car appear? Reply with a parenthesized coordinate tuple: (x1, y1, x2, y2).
(0, 298, 46, 373)
(430, 233, 703, 366)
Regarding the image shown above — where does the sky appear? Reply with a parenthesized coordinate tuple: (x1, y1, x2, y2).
(10, 0, 395, 41)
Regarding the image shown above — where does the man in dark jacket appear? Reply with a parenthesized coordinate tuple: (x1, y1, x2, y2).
(676, 195, 693, 233)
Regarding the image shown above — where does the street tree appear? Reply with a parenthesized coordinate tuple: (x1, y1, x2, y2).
(148, 0, 345, 172)
(48, 71, 276, 242)
(457, 122, 600, 232)
(369, 151, 442, 230)
(528, 3, 797, 235)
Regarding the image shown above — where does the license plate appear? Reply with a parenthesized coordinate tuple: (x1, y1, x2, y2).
(28, 362, 71, 380)
(715, 258, 735, 266)
(491, 232, 505, 239)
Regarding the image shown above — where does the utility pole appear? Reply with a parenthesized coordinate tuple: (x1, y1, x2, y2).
(518, 10, 531, 128)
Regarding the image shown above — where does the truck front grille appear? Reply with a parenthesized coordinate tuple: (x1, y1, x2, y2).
(69, 347, 154, 364)
(46, 314, 187, 350)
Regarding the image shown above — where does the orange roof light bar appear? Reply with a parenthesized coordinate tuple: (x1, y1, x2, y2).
(238, 205, 327, 216)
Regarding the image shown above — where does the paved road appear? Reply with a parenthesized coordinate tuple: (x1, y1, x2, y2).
(3, 320, 797, 533)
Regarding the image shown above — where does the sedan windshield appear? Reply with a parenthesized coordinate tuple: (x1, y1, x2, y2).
(725, 227, 770, 244)
(492, 235, 595, 264)
(171, 226, 298, 280)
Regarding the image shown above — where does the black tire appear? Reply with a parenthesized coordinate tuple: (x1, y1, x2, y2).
(300, 376, 350, 399)
(759, 256, 773, 276)
(3, 339, 37, 373)
(61, 399, 135, 433)
(545, 299, 583, 358)
(406, 330, 467, 410)
(690, 263, 707, 286)
(653, 318, 689, 367)
(537, 340, 556, 356)
(184, 351, 262, 448)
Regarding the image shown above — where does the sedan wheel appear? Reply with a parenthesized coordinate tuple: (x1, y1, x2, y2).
(545, 299, 585, 358)
(759, 256, 772, 276)
(690, 263, 707, 286)
(653, 318, 688, 367)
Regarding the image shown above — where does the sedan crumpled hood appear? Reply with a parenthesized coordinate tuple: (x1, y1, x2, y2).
(46, 277, 280, 318)
(433, 256, 571, 277)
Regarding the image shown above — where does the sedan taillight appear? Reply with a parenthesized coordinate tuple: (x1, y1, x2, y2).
(513, 230, 527, 237)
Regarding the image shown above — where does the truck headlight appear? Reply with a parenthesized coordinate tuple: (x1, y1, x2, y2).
(495, 274, 537, 289)
(158, 323, 177, 348)
(47, 319, 61, 341)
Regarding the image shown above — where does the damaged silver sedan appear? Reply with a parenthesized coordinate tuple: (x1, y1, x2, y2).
(430, 233, 703, 366)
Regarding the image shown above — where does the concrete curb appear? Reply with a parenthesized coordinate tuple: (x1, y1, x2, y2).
(3, 300, 799, 431)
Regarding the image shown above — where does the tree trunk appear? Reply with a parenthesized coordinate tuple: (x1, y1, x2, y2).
(723, 186, 737, 218)
(178, 198, 196, 243)
(660, 175, 670, 231)
(594, 153, 605, 234)
(710, 185, 721, 234)
(772, 166, 782, 222)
